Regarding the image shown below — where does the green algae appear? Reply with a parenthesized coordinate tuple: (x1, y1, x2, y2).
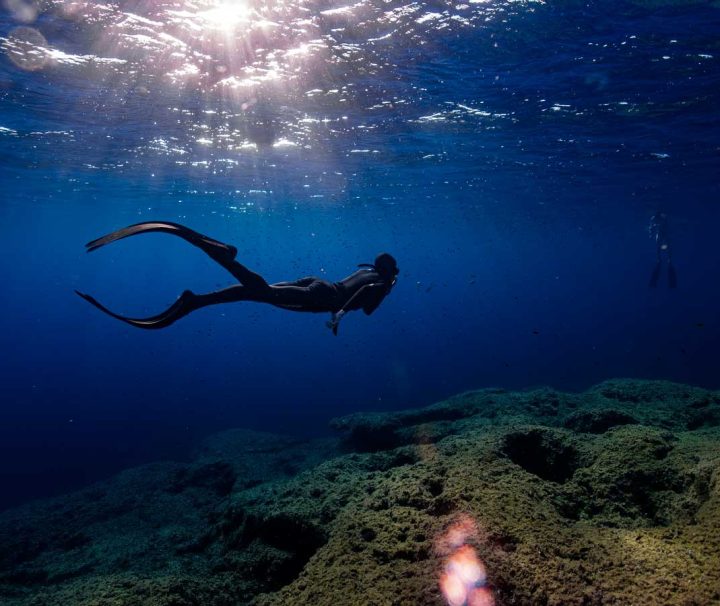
(1, 380, 719, 605)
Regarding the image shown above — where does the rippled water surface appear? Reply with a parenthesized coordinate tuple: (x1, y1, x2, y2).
(3, 0, 718, 194)
(1, 0, 719, 508)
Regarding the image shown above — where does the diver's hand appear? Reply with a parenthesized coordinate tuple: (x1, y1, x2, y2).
(325, 318, 339, 335)
(326, 311, 345, 336)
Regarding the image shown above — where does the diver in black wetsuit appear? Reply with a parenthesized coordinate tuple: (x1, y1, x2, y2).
(76, 222, 399, 334)
(648, 211, 676, 288)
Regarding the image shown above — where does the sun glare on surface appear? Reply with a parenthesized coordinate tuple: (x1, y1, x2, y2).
(198, 2, 252, 31)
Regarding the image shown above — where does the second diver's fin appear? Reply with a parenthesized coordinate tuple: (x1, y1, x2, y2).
(75, 290, 197, 329)
(668, 263, 677, 289)
(649, 262, 661, 288)
(85, 221, 237, 263)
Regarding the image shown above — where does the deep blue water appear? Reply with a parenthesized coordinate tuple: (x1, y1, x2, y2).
(1, 0, 719, 511)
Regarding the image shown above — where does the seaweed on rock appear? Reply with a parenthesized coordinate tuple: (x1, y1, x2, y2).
(1, 380, 719, 606)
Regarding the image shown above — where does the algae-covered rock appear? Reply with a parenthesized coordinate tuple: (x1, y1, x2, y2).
(0, 430, 339, 606)
(1, 379, 719, 605)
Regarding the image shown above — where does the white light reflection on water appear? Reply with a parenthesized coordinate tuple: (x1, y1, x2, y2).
(2, 0, 712, 199)
(0, 0, 518, 119)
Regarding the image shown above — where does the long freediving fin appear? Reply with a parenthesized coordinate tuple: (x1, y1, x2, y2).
(668, 263, 677, 289)
(85, 221, 237, 262)
(75, 290, 196, 329)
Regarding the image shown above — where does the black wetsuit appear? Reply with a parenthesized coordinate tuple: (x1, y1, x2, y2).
(649, 213, 671, 262)
(648, 213, 676, 288)
(184, 264, 392, 316)
(76, 221, 397, 329)
(335, 269, 391, 314)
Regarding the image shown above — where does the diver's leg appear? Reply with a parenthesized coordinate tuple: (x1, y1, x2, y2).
(191, 280, 333, 312)
(667, 261, 677, 289)
(649, 244, 663, 288)
(180, 282, 328, 312)
(219, 261, 271, 288)
(266, 280, 336, 312)
(271, 277, 316, 288)
(77, 280, 328, 329)
(649, 261, 661, 288)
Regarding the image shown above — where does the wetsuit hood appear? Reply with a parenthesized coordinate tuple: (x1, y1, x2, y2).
(358, 253, 399, 281)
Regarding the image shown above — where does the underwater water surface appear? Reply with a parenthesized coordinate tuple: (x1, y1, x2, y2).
(1, 0, 719, 520)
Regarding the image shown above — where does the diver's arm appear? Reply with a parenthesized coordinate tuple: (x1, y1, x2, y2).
(363, 280, 396, 315)
(326, 284, 377, 334)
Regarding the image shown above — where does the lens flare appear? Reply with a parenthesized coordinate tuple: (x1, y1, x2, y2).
(437, 515, 495, 606)
(3, 0, 39, 24)
(440, 570, 468, 606)
(3, 26, 48, 71)
(448, 545, 487, 586)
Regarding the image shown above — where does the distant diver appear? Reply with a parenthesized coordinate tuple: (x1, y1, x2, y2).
(648, 211, 676, 288)
(76, 221, 399, 334)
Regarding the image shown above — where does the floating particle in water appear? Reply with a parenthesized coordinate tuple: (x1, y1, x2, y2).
(4, 26, 48, 71)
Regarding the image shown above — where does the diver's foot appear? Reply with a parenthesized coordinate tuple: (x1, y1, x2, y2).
(224, 244, 238, 261)
(179, 289, 196, 303)
(205, 243, 237, 265)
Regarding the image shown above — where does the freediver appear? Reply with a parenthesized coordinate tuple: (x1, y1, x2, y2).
(76, 221, 399, 334)
(648, 211, 676, 288)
